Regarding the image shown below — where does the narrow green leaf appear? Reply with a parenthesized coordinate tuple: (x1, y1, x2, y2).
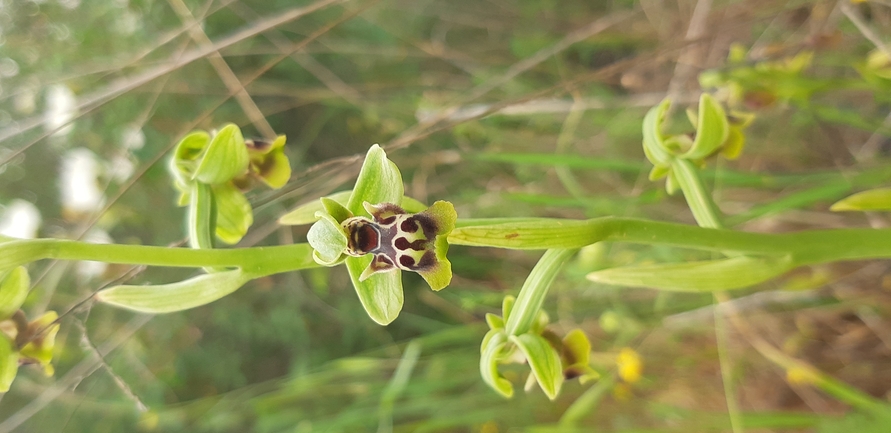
(587, 255, 793, 292)
(0, 240, 52, 272)
(212, 183, 253, 245)
(278, 192, 426, 226)
(642, 99, 673, 166)
(511, 333, 564, 400)
(193, 124, 249, 184)
(0, 335, 19, 392)
(0, 267, 29, 319)
(505, 249, 577, 336)
(480, 330, 513, 398)
(345, 256, 403, 325)
(502, 295, 515, 322)
(347, 145, 404, 216)
(97, 269, 252, 313)
(307, 213, 348, 265)
(682, 93, 730, 160)
(831, 188, 891, 212)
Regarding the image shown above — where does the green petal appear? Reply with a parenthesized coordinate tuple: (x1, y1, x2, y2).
(642, 99, 673, 166)
(320, 197, 354, 224)
(480, 330, 513, 398)
(213, 183, 253, 245)
(307, 212, 348, 265)
(171, 131, 210, 181)
(485, 313, 504, 330)
(0, 266, 29, 319)
(502, 295, 515, 322)
(256, 148, 291, 189)
(511, 333, 564, 400)
(831, 188, 891, 212)
(681, 94, 730, 160)
(193, 124, 249, 185)
(347, 145, 404, 217)
(346, 256, 403, 325)
(0, 335, 19, 392)
(97, 269, 252, 313)
(562, 329, 591, 366)
(587, 255, 793, 292)
(279, 192, 426, 226)
(20, 311, 60, 375)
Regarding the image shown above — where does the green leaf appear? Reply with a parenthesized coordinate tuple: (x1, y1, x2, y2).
(505, 249, 577, 336)
(480, 330, 513, 398)
(642, 99, 673, 166)
(278, 192, 426, 226)
(831, 188, 891, 212)
(0, 267, 29, 319)
(0, 335, 19, 393)
(347, 145, 404, 216)
(511, 333, 564, 400)
(307, 213, 348, 265)
(450, 220, 605, 249)
(97, 269, 252, 313)
(345, 256, 404, 325)
(587, 255, 793, 292)
(0, 240, 53, 272)
(213, 183, 253, 245)
(193, 124, 249, 185)
(682, 94, 730, 160)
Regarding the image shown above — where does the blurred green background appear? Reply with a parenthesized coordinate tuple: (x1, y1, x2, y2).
(2, 0, 891, 431)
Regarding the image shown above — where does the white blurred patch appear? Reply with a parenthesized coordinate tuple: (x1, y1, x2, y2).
(60, 148, 105, 215)
(14, 86, 37, 114)
(44, 84, 77, 137)
(77, 229, 111, 280)
(0, 199, 41, 239)
(120, 124, 145, 151)
(0, 58, 19, 78)
(108, 154, 136, 183)
(57, 0, 81, 10)
(114, 8, 140, 35)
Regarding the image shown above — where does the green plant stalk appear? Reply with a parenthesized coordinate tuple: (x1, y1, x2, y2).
(672, 158, 724, 229)
(450, 217, 891, 266)
(0, 239, 318, 278)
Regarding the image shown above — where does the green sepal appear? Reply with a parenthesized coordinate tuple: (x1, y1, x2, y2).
(212, 183, 253, 245)
(504, 249, 577, 336)
(587, 255, 793, 292)
(19, 311, 60, 376)
(171, 131, 210, 187)
(480, 330, 513, 398)
(831, 188, 891, 212)
(307, 212, 348, 265)
(320, 197, 354, 224)
(0, 267, 29, 319)
(97, 269, 252, 313)
(345, 255, 404, 325)
(642, 99, 673, 166)
(193, 124, 249, 185)
(665, 169, 680, 195)
(721, 127, 745, 160)
(511, 333, 563, 400)
(486, 313, 504, 330)
(347, 145, 404, 217)
(279, 192, 426, 226)
(0, 335, 19, 392)
(681, 94, 729, 160)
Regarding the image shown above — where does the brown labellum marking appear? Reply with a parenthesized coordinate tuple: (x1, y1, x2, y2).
(400, 218, 418, 233)
(399, 255, 415, 267)
(355, 223, 380, 253)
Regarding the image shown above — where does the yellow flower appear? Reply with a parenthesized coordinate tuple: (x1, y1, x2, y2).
(616, 347, 643, 384)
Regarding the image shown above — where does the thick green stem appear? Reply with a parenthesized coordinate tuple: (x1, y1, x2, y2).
(0, 239, 319, 278)
(673, 158, 724, 229)
(450, 217, 891, 267)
